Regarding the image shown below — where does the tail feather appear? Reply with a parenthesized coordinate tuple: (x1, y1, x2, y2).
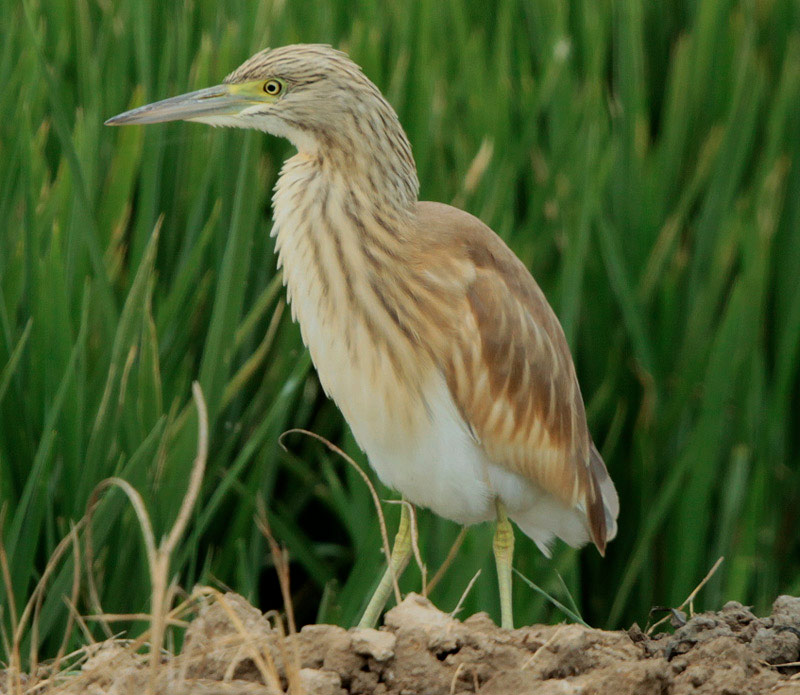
(586, 442, 619, 554)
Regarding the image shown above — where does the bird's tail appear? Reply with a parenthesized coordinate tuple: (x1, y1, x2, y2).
(585, 442, 619, 555)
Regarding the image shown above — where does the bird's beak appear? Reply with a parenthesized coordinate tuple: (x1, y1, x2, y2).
(105, 84, 251, 126)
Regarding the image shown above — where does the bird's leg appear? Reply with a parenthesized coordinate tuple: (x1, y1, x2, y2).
(493, 498, 515, 629)
(358, 500, 413, 628)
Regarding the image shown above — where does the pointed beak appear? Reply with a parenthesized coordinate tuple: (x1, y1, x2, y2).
(105, 84, 250, 126)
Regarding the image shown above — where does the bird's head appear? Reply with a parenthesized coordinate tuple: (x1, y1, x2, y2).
(107, 44, 411, 159)
(107, 44, 419, 207)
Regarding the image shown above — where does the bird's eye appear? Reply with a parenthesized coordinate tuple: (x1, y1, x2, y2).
(263, 79, 283, 96)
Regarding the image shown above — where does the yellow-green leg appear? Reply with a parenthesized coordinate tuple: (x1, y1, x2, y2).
(358, 501, 412, 628)
(493, 498, 515, 629)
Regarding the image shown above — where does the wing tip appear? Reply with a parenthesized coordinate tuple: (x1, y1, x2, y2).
(587, 442, 619, 556)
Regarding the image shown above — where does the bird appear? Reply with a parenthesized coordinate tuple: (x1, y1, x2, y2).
(106, 44, 619, 630)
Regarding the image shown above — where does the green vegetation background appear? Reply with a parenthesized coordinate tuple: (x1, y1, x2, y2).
(2, 0, 799, 657)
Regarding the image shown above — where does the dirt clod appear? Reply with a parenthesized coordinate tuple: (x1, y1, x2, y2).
(351, 628, 397, 662)
(297, 667, 346, 695)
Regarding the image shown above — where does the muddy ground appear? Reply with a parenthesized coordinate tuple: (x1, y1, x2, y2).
(6, 592, 800, 694)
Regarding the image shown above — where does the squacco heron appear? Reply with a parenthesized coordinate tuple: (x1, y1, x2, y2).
(107, 44, 619, 630)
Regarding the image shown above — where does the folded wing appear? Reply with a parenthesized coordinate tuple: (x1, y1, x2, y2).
(419, 202, 618, 552)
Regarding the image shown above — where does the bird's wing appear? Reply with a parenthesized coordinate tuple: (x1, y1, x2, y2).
(417, 202, 617, 552)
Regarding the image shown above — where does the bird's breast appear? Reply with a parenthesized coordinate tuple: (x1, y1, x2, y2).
(273, 158, 426, 443)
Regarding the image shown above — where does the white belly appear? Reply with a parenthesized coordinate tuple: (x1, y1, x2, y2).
(334, 365, 591, 557)
(346, 370, 497, 525)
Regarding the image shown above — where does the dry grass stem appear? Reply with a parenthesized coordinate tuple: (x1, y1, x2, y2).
(63, 595, 97, 648)
(190, 585, 284, 691)
(50, 524, 82, 679)
(647, 556, 725, 635)
(84, 382, 209, 694)
(426, 527, 467, 597)
(521, 625, 568, 670)
(449, 662, 466, 695)
(683, 556, 725, 615)
(9, 518, 90, 691)
(450, 569, 481, 620)
(255, 498, 296, 636)
(148, 382, 208, 689)
(278, 429, 399, 607)
(0, 507, 22, 695)
(262, 608, 302, 695)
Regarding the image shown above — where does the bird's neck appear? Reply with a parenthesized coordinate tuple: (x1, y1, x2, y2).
(282, 97, 420, 215)
(272, 149, 419, 248)
(271, 150, 439, 399)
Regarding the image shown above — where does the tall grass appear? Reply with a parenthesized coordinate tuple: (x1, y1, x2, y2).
(1, 0, 799, 660)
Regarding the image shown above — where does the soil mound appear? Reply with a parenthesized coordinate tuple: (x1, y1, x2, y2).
(6, 592, 800, 694)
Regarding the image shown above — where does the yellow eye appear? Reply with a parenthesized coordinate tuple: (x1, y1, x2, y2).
(263, 79, 283, 96)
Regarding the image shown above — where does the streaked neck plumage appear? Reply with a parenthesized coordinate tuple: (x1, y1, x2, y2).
(270, 106, 439, 413)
